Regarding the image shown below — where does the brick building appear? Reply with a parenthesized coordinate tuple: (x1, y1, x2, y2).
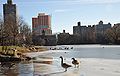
(32, 13, 52, 35)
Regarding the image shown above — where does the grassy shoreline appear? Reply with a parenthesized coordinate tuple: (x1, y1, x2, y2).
(0, 46, 48, 56)
(0, 46, 48, 62)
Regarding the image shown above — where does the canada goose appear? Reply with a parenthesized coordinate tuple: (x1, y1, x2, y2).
(72, 58, 79, 68)
(60, 56, 72, 72)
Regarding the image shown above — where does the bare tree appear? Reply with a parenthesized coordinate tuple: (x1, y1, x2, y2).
(19, 22, 32, 45)
(0, 15, 4, 46)
(3, 15, 32, 46)
(105, 24, 120, 44)
(0, 16, 2, 45)
(3, 14, 19, 45)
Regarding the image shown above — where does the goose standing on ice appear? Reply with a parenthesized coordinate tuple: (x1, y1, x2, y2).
(60, 56, 72, 72)
(72, 58, 80, 68)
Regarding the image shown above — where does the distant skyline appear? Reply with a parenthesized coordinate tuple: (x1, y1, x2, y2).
(0, 0, 120, 34)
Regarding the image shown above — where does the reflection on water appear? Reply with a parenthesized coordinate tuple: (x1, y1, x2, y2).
(18, 62, 34, 76)
(33, 60, 52, 64)
(0, 45, 120, 76)
(34, 56, 54, 76)
(0, 62, 18, 76)
(0, 62, 34, 76)
(0, 56, 53, 76)
(1, 62, 16, 69)
(35, 56, 53, 64)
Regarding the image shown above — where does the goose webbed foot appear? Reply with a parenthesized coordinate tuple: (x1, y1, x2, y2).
(75, 65, 76, 68)
(64, 69, 67, 72)
(77, 65, 79, 68)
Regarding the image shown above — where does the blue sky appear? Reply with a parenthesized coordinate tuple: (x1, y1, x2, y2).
(0, 0, 120, 34)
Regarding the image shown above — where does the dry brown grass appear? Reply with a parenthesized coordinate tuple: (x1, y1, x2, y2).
(0, 46, 48, 54)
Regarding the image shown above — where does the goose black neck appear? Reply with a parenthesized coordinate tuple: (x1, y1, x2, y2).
(60, 57, 63, 65)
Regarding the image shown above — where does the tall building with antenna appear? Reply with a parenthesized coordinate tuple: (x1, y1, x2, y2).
(3, 0, 17, 27)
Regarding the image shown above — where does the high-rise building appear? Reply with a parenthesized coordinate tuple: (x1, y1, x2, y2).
(3, 0, 18, 45)
(95, 21, 111, 43)
(3, 0, 17, 27)
(32, 13, 52, 35)
(95, 21, 111, 34)
(73, 22, 96, 43)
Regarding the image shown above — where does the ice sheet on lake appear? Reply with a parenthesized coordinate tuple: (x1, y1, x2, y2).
(33, 58, 120, 76)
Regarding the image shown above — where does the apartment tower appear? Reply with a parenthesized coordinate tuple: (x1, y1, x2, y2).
(32, 13, 52, 35)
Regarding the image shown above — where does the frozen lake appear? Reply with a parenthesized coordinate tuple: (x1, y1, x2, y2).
(0, 45, 120, 76)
